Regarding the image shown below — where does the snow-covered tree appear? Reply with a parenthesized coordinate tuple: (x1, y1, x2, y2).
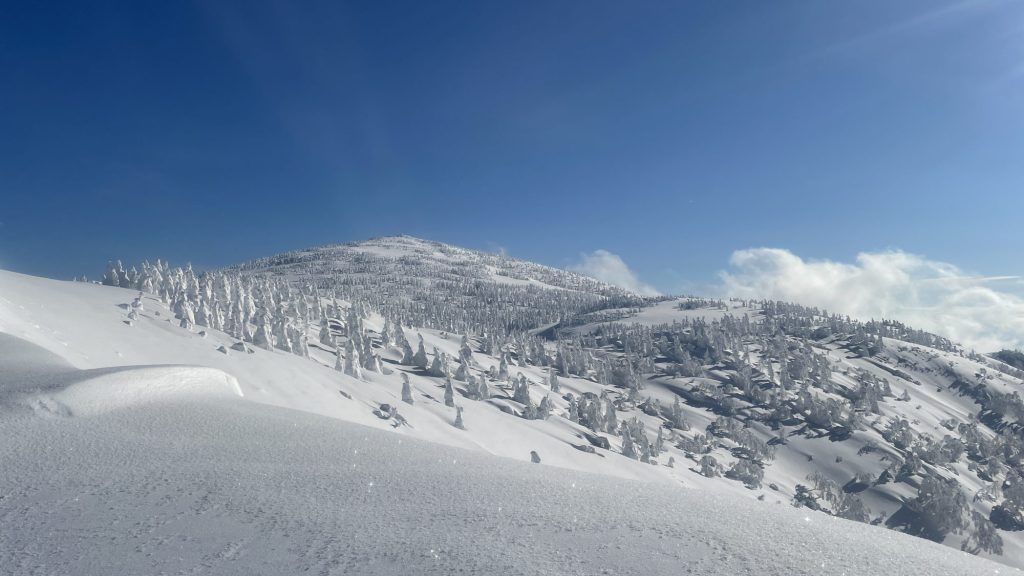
(621, 429, 637, 460)
(319, 319, 335, 347)
(912, 473, 969, 539)
(444, 376, 456, 407)
(537, 395, 552, 420)
(344, 339, 363, 380)
(413, 335, 429, 369)
(700, 455, 718, 478)
(429, 348, 449, 378)
(401, 373, 414, 405)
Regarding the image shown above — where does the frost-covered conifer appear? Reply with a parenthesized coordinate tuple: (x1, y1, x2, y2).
(401, 339, 416, 365)
(413, 335, 429, 369)
(380, 317, 394, 348)
(362, 334, 381, 372)
(513, 374, 531, 405)
(454, 359, 469, 382)
(476, 376, 489, 400)
(273, 317, 293, 353)
(498, 355, 510, 382)
(669, 396, 688, 430)
(454, 406, 465, 430)
(459, 334, 473, 362)
(700, 455, 718, 478)
(211, 301, 225, 331)
(640, 437, 652, 464)
(444, 376, 456, 407)
(346, 306, 362, 338)
(604, 399, 618, 435)
(567, 396, 579, 423)
(429, 348, 449, 378)
(241, 318, 255, 343)
(319, 319, 335, 347)
(556, 347, 569, 376)
(179, 301, 195, 331)
(103, 260, 124, 287)
(401, 373, 414, 405)
(252, 311, 274, 350)
(913, 473, 968, 538)
(196, 300, 212, 328)
(344, 339, 363, 380)
(537, 395, 552, 420)
(294, 329, 309, 358)
(621, 429, 637, 459)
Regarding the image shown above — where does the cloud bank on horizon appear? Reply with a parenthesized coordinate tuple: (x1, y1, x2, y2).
(718, 248, 1024, 353)
(572, 250, 661, 297)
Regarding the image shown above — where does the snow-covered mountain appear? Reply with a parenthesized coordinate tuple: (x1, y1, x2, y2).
(227, 235, 643, 335)
(3, 235, 1024, 574)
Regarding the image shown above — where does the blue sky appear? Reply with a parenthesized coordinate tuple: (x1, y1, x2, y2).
(2, 1, 1023, 301)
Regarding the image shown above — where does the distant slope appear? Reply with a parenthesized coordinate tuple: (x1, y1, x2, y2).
(228, 235, 643, 333)
(993, 350, 1024, 372)
(0, 331, 1011, 576)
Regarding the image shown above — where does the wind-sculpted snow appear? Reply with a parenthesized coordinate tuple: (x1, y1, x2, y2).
(0, 350, 1011, 575)
(0, 334, 241, 416)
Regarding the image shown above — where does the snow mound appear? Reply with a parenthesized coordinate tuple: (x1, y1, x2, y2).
(0, 332, 242, 417)
(49, 365, 243, 416)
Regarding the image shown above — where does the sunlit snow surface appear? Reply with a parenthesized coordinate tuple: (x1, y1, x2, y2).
(0, 270, 1019, 574)
(0, 338, 1010, 576)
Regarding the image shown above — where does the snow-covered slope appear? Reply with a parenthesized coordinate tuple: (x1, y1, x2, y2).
(232, 235, 616, 293)
(227, 235, 642, 334)
(0, 327, 1011, 575)
(8, 234, 1024, 571)
(0, 269, 677, 482)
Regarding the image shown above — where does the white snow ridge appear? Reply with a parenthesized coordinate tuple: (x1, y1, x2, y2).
(0, 237, 1021, 575)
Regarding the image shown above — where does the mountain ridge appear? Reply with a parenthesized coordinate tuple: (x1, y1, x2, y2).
(223, 234, 646, 335)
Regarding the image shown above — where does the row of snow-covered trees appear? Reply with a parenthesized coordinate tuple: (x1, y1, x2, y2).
(101, 259, 358, 359)
(756, 300, 960, 353)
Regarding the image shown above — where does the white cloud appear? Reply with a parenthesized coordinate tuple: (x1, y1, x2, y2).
(718, 248, 1024, 352)
(572, 250, 660, 297)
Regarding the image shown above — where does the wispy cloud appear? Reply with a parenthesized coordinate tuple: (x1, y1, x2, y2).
(825, 0, 990, 55)
(717, 248, 1024, 352)
(572, 250, 660, 297)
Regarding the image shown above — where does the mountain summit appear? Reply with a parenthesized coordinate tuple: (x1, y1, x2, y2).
(228, 235, 643, 334)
